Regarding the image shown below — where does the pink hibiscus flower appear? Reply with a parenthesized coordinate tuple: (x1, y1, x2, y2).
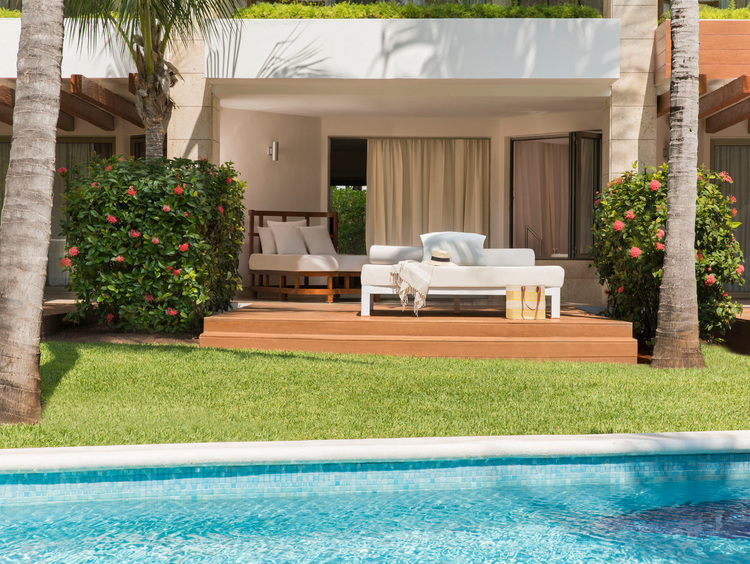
(732, 208, 738, 216)
(152, 237, 160, 244)
(59, 257, 72, 268)
(57, 167, 67, 174)
(719, 171, 733, 183)
(630, 247, 641, 259)
(655, 242, 665, 251)
(127, 186, 136, 196)
(617, 286, 624, 294)
(738, 265, 745, 275)
(705, 274, 716, 285)
(68, 247, 78, 257)
(129, 229, 140, 238)
(729, 195, 737, 203)
(145, 294, 154, 302)
(172, 268, 182, 276)
(163, 205, 171, 213)
(625, 210, 635, 220)
(656, 229, 665, 240)
(167, 308, 178, 316)
(174, 186, 183, 195)
(107, 215, 117, 224)
(613, 220, 625, 232)
(179, 243, 189, 252)
(649, 179, 661, 191)
(115, 255, 124, 262)
(218, 206, 224, 214)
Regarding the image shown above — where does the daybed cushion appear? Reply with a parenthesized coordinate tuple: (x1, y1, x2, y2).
(301, 225, 337, 255)
(420, 232, 487, 266)
(249, 253, 369, 273)
(270, 224, 307, 255)
(257, 226, 277, 254)
(361, 264, 565, 288)
(369, 245, 423, 264)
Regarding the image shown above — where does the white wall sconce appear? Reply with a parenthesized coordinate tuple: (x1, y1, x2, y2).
(268, 141, 279, 161)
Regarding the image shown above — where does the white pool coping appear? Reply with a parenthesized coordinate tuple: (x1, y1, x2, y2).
(2, 431, 750, 473)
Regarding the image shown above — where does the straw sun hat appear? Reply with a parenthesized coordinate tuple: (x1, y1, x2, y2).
(425, 249, 456, 266)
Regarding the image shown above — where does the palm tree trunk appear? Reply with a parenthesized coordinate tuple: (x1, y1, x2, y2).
(0, 0, 65, 423)
(652, 0, 704, 369)
(133, 69, 174, 158)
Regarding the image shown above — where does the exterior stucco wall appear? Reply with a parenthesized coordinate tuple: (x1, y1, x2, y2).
(219, 109, 322, 281)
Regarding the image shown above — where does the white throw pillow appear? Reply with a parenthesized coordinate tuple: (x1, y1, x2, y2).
(270, 224, 308, 255)
(420, 232, 487, 266)
(257, 226, 277, 254)
(300, 225, 337, 255)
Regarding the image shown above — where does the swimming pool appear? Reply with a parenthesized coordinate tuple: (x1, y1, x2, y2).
(3, 432, 750, 563)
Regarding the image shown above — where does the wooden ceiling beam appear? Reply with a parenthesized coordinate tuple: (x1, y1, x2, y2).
(60, 90, 115, 131)
(0, 84, 75, 131)
(698, 75, 750, 119)
(0, 105, 12, 127)
(657, 74, 707, 118)
(706, 95, 750, 133)
(70, 74, 143, 127)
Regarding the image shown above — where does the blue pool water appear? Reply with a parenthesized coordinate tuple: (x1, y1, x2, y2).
(3, 456, 750, 563)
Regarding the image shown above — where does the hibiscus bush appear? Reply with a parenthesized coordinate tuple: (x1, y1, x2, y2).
(59, 156, 245, 332)
(592, 163, 745, 343)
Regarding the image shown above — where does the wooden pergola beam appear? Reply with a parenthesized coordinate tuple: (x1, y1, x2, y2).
(706, 95, 750, 133)
(60, 90, 115, 131)
(70, 74, 143, 127)
(0, 84, 75, 131)
(698, 75, 750, 119)
(657, 74, 707, 118)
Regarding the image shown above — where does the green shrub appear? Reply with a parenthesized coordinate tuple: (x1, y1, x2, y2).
(592, 164, 745, 344)
(235, 2, 601, 19)
(0, 8, 21, 17)
(332, 186, 367, 255)
(60, 156, 245, 332)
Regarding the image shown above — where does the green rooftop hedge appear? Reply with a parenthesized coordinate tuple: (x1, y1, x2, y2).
(235, 2, 602, 19)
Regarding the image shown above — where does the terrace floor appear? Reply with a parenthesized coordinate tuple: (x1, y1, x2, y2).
(199, 299, 639, 364)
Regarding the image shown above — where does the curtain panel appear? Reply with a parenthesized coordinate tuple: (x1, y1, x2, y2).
(366, 138, 490, 247)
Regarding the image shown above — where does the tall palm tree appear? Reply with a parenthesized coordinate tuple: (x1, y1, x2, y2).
(652, 0, 704, 369)
(65, 0, 237, 158)
(0, 0, 65, 424)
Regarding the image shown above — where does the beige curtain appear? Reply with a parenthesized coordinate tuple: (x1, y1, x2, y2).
(366, 138, 490, 247)
(512, 140, 569, 257)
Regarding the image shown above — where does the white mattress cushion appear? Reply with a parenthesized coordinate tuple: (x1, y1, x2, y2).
(361, 264, 565, 288)
(369, 245, 423, 264)
(481, 248, 535, 266)
(334, 254, 371, 272)
(420, 232, 487, 266)
(250, 254, 338, 272)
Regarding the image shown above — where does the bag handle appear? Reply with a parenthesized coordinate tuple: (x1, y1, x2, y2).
(520, 285, 543, 320)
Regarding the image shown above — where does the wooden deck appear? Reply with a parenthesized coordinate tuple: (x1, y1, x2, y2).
(199, 300, 638, 364)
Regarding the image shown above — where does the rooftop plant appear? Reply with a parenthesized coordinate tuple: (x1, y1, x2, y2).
(235, 2, 601, 19)
(0, 8, 21, 17)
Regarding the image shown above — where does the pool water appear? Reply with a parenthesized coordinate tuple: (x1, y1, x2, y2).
(3, 478, 750, 563)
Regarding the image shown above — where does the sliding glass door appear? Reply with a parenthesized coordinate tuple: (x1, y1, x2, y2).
(511, 132, 601, 259)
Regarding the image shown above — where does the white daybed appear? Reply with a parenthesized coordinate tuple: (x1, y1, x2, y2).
(248, 210, 369, 303)
(361, 245, 565, 318)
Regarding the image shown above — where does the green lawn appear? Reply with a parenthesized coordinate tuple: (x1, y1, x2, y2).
(1, 342, 749, 449)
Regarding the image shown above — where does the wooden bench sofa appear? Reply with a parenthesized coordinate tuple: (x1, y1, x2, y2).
(248, 210, 369, 303)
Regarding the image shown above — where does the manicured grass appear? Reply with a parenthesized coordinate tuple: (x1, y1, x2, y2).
(1, 342, 749, 449)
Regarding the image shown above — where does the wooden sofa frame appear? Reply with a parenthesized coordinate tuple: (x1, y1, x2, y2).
(248, 209, 362, 303)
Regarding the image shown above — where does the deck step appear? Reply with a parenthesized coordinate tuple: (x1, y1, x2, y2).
(199, 331, 638, 363)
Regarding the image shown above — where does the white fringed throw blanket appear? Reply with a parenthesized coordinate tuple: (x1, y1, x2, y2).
(390, 260, 434, 315)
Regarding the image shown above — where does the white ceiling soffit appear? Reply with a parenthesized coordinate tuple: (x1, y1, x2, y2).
(211, 78, 611, 118)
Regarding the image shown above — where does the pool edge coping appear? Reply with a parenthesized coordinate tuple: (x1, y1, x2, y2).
(2, 430, 750, 473)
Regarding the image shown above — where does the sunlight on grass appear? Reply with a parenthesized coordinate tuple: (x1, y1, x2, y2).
(0, 342, 748, 449)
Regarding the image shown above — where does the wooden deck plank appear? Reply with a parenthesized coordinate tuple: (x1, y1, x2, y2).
(199, 301, 638, 363)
